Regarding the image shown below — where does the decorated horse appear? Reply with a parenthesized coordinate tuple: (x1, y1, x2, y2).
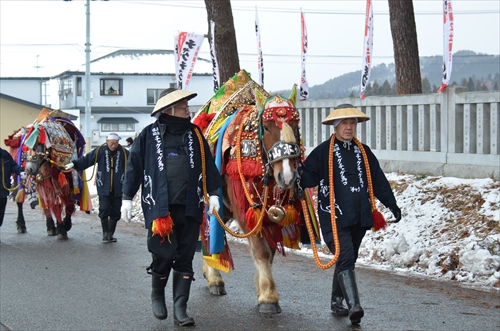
(193, 70, 336, 314)
(12, 108, 91, 239)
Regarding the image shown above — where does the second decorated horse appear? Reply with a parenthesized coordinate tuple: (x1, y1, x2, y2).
(194, 71, 322, 314)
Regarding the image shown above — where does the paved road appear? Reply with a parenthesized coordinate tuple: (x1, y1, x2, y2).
(1, 200, 499, 331)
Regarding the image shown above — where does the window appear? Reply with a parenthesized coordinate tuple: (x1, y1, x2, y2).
(98, 117, 137, 132)
(76, 77, 82, 96)
(100, 78, 123, 95)
(147, 89, 164, 105)
(146, 84, 177, 105)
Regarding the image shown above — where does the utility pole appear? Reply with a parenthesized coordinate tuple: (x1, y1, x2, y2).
(84, 0, 92, 153)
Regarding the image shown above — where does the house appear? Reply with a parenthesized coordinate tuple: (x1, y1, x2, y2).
(0, 93, 49, 150)
(0, 77, 51, 106)
(52, 49, 214, 147)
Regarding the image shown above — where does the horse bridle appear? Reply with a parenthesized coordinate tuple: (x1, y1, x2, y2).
(265, 140, 301, 164)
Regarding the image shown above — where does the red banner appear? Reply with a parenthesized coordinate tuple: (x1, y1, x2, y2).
(438, 0, 454, 93)
(300, 10, 309, 101)
(360, 0, 373, 99)
(255, 7, 264, 87)
(174, 32, 204, 90)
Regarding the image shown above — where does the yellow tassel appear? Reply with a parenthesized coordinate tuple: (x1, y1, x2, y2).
(203, 254, 231, 274)
(15, 189, 25, 203)
(281, 205, 299, 227)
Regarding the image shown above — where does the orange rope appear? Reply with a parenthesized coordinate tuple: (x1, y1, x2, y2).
(300, 135, 341, 269)
(353, 137, 377, 211)
(194, 127, 266, 239)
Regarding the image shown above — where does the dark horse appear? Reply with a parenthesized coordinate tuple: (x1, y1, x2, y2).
(194, 72, 317, 314)
(21, 109, 87, 240)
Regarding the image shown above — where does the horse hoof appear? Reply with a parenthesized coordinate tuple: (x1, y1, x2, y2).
(57, 233, 68, 240)
(17, 227, 27, 234)
(209, 284, 227, 296)
(47, 230, 56, 236)
(258, 302, 282, 314)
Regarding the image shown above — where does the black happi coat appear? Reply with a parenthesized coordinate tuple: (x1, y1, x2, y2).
(300, 137, 396, 243)
(73, 144, 129, 197)
(0, 147, 23, 199)
(122, 120, 223, 229)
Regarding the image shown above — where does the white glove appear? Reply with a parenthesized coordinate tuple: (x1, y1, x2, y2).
(208, 195, 220, 217)
(64, 162, 74, 170)
(20, 172, 27, 180)
(121, 200, 132, 223)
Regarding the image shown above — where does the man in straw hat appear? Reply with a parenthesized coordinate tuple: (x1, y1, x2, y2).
(299, 104, 401, 325)
(121, 88, 223, 326)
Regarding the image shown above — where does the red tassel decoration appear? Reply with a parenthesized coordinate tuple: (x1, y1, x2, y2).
(152, 215, 175, 244)
(245, 207, 262, 234)
(58, 172, 68, 188)
(371, 209, 387, 231)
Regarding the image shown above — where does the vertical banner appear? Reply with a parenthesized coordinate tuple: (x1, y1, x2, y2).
(173, 35, 180, 88)
(255, 7, 264, 87)
(209, 20, 220, 93)
(438, 0, 454, 93)
(174, 32, 204, 90)
(360, 0, 373, 99)
(300, 10, 309, 101)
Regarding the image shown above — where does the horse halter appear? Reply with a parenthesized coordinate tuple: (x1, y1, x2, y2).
(260, 97, 301, 165)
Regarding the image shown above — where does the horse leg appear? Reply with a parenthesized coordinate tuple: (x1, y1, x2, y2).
(202, 260, 227, 295)
(44, 209, 57, 236)
(248, 235, 281, 314)
(63, 215, 72, 232)
(57, 221, 68, 240)
(16, 202, 27, 234)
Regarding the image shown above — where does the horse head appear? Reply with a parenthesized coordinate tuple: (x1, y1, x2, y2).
(24, 142, 45, 176)
(256, 85, 301, 190)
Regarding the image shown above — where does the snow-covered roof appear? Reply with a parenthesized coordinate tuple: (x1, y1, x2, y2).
(60, 49, 213, 76)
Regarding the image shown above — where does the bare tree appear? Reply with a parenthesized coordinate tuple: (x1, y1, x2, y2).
(388, 0, 422, 94)
(204, 0, 240, 83)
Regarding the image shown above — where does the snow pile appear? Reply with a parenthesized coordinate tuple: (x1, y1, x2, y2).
(358, 174, 500, 289)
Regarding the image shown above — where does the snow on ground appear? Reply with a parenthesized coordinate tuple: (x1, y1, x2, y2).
(91, 171, 499, 290)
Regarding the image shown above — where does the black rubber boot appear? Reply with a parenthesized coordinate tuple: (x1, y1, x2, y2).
(173, 271, 195, 326)
(150, 271, 169, 320)
(100, 218, 109, 242)
(338, 269, 364, 325)
(331, 271, 349, 316)
(108, 218, 117, 242)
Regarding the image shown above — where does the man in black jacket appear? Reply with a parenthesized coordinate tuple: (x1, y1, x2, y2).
(299, 104, 402, 325)
(0, 147, 24, 230)
(121, 88, 223, 326)
(65, 133, 129, 242)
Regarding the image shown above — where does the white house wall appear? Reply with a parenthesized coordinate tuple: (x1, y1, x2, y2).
(0, 79, 46, 105)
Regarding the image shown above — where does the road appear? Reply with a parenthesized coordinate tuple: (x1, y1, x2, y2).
(1, 200, 499, 331)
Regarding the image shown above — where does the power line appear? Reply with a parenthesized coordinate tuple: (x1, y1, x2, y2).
(119, 0, 499, 15)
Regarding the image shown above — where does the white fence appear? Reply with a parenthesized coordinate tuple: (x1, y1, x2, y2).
(297, 87, 500, 180)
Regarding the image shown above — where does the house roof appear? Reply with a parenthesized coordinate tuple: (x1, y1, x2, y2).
(97, 117, 139, 124)
(53, 49, 213, 78)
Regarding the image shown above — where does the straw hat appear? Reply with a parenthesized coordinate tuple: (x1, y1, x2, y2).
(322, 104, 370, 125)
(151, 88, 197, 117)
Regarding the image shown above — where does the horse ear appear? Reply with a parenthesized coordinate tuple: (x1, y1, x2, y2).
(255, 88, 267, 109)
(288, 84, 298, 106)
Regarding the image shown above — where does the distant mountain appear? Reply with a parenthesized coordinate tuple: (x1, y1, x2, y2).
(272, 51, 500, 98)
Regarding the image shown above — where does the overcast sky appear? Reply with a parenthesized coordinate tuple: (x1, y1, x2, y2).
(1, 0, 499, 92)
